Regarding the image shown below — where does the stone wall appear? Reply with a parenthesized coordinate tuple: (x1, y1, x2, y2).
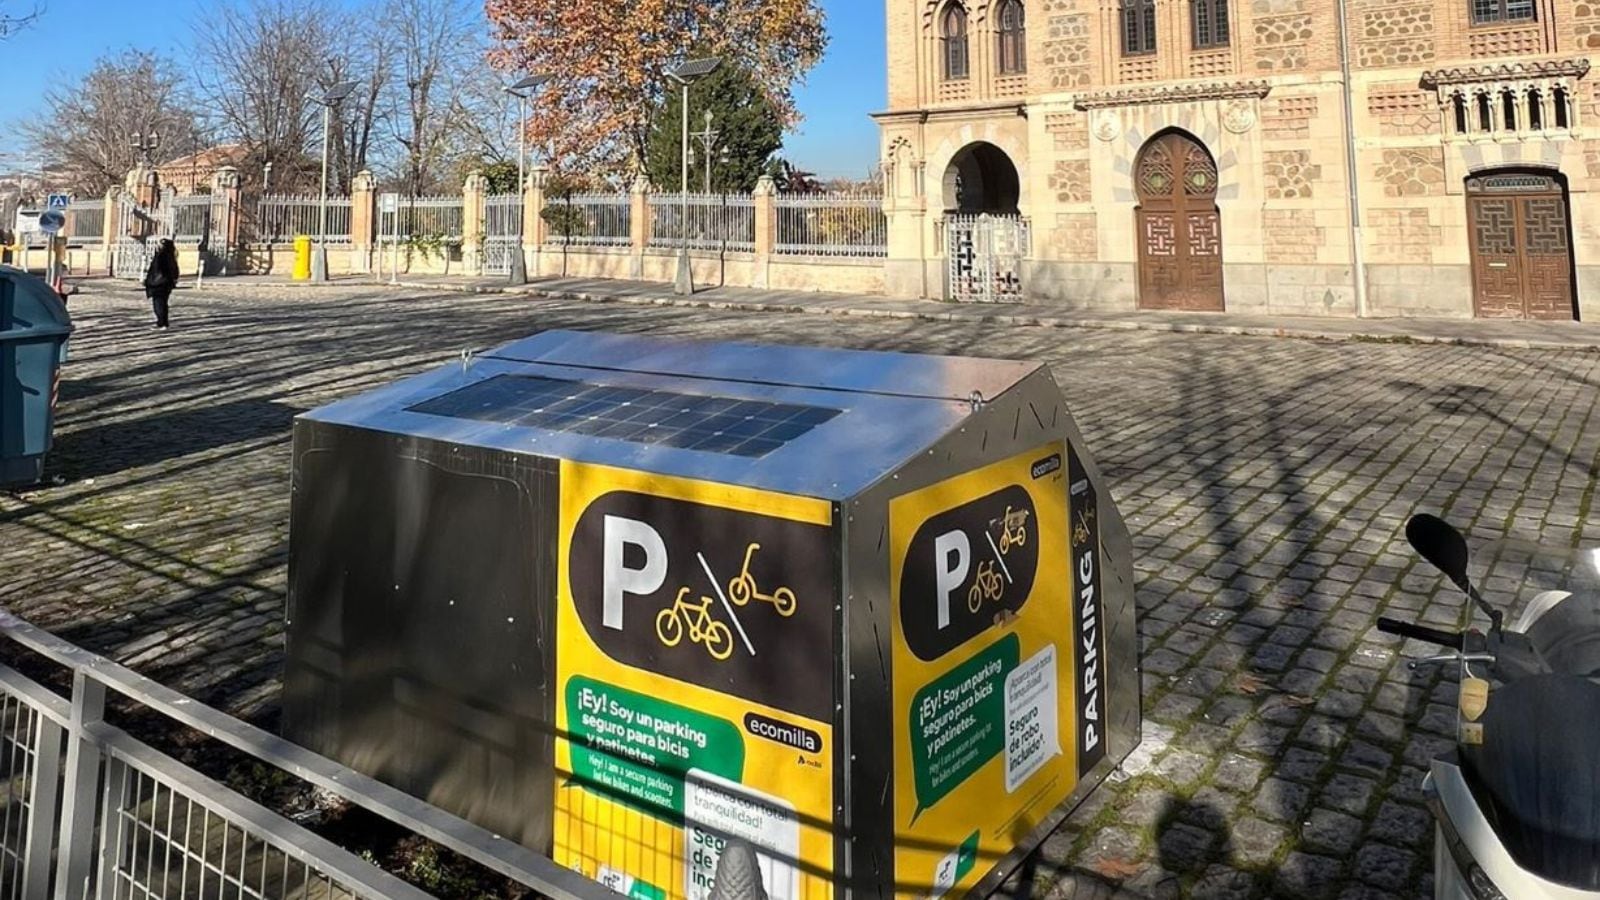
(1355, 0, 1434, 69)
(1049, 212, 1099, 260)
(1262, 96, 1318, 140)
(1251, 0, 1315, 72)
(1263, 150, 1321, 199)
(1367, 209, 1439, 263)
(1049, 160, 1091, 203)
(1262, 209, 1327, 263)
(1580, 1, 1600, 51)
(1044, 12, 1094, 90)
(1374, 148, 1446, 197)
(1368, 87, 1442, 137)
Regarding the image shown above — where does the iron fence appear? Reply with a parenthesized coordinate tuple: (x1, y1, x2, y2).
(169, 195, 225, 245)
(381, 197, 465, 240)
(647, 193, 755, 252)
(0, 610, 619, 900)
(774, 193, 887, 258)
(256, 196, 352, 244)
(545, 193, 632, 247)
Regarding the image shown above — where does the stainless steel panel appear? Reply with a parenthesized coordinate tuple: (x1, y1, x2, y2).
(486, 330, 1041, 404)
(300, 355, 987, 501)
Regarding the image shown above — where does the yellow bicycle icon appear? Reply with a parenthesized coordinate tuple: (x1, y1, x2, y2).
(656, 588, 734, 661)
(967, 560, 1004, 613)
(1073, 508, 1095, 547)
(997, 506, 1030, 554)
(728, 543, 797, 617)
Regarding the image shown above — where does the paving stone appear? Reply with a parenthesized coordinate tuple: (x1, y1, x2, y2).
(1229, 817, 1288, 867)
(1274, 852, 1347, 900)
(1354, 843, 1419, 891)
(1320, 773, 1379, 817)
(1212, 754, 1266, 794)
(1252, 778, 1313, 823)
(1367, 801, 1432, 849)
(1154, 821, 1217, 874)
(1301, 807, 1365, 855)
(1189, 865, 1257, 900)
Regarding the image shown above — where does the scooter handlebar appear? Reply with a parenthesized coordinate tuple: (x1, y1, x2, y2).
(1377, 617, 1464, 649)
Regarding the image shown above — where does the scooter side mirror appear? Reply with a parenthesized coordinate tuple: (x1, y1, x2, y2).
(1407, 514, 1473, 592)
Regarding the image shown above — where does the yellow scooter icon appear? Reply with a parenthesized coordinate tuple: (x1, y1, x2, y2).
(728, 543, 798, 617)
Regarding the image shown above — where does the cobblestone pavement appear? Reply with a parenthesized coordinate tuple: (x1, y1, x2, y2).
(5, 282, 1599, 899)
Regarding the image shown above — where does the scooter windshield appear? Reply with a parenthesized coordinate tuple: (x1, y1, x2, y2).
(1463, 675, 1600, 889)
(1474, 541, 1600, 677)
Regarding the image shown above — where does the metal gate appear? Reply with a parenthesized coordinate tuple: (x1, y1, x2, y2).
(945, 213, 1030, 303)
(481, 194, 524, 276)
(111, 197, 167, 280)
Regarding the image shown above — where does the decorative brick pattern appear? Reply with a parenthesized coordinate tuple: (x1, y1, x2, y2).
(1050, 160, 1091, 203)
(1263, 96, 1318, 139)
(1263, 209, 1326, 262)
(1044, 14, 1093, 89)
(1375, 147, 1446, 196)
(1369, 88, 1443, 136)
(1469, 25, 1546, 56)
(937, 80, 972, 103)
(1264, 150, 1322, 198)
(1368, 208, 1439, 262)
(1119, 55, 1160, 83)
(1358, 4, 1435, 68)
(995, 75, 1029, 99)
(1189, 50, 1236, 79)
(1049, 212, 1098, 259)
(1586, 144, 1600, 180)
(1046, 112, 1089, 150)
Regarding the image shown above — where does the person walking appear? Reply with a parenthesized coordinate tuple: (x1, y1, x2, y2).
(143, 238, 179, 330)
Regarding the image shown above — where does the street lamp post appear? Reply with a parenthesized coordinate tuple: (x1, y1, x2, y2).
(666, 58, 722, 296)
(310, 81, 359, 283)
(503, 74, 550, 286)
(690, 110, 723, 193)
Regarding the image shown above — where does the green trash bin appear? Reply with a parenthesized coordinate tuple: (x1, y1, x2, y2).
(0, 265, 73, 488)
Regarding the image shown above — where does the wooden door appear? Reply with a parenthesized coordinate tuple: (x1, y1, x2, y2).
(1136, 133, 1225, 312)
(1467, 173, 1576, 320)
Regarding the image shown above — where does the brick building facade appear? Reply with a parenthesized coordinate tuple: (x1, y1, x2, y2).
(874, 0, 1598, 318)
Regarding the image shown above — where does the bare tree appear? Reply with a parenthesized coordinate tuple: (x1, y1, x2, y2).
(192, 0, 339, 194)
(323, 20, 394, 193)
(22, 51, 201, 196)
(0, 2, 42, 38)
(384, 0, 478, 197)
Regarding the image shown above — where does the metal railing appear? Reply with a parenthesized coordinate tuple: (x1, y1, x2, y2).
(0, 610, 614, 900)
(382, 197, 465, 240)
(647, 193, 755, 252)
(545, 193, 631, 248)
(483, 194, 523, 238)
(774, 193, 887, 258)
(256, 195, 352, 244)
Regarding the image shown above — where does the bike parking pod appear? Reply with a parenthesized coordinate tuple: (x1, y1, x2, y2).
(0, 266, 72, 488)
(283, 330, 1141, 900)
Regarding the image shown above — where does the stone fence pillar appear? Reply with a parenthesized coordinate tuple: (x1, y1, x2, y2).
(211, 166, 243, 249)
(630, 174, 651, 279)
(351, 171, 376, 255)
(462, 171, 486, 273)
(752, 175, 777, 289)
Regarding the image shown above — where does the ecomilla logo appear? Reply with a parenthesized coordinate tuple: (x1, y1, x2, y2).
(743, 712, 822, 754)
(1031, 453, 1063, 480)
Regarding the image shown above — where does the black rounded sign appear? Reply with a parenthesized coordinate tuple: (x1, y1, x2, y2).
(898, 484, 1039, 661)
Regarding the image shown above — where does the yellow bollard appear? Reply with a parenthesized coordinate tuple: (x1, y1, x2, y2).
(292, 236, 313, 281)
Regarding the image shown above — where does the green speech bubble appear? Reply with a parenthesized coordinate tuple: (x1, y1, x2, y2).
(566, 676, 744, 819)
(909, 634, 1021, 820)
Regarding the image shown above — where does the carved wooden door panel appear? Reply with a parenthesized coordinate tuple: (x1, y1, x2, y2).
(1467, 173, 1575, 321)
(1136, 133, 1225, 312)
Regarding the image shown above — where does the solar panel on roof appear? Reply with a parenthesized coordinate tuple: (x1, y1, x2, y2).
(406, 375, 842, 458)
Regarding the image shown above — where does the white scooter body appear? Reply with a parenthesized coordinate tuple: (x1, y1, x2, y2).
(1426, 591, 1600, 900)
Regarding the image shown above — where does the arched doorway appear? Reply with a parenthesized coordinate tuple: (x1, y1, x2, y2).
(1134, 131, 1224, 311)
(943, 142, 1021, 214)
(1466, 170, 1577, 320)
(942, 141, 1028, 303)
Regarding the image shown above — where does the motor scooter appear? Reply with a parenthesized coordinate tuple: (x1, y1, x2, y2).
(1380, 514, 1600, 899)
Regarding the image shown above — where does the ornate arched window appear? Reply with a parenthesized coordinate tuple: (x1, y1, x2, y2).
(1553, 86, 1571, 128)
(1192, 0, 1230, 48)
(997, 0, 1027, 74)
(1121, 0, 1157, 55)
(942, 3, 970, 81)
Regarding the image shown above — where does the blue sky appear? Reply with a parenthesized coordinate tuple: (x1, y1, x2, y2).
(0, 0, 886, 179)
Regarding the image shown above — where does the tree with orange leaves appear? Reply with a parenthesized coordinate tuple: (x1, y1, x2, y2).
(485, 0, 827, 180)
